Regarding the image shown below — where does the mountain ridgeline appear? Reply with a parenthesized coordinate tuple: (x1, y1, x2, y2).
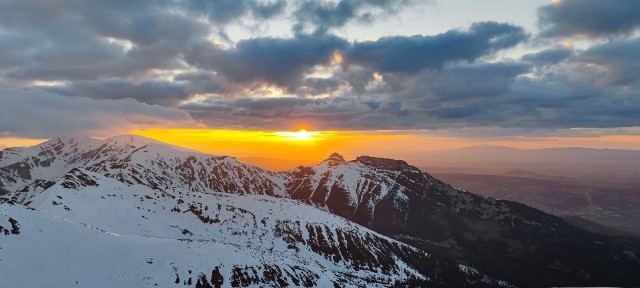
(1, 135, 639, 287)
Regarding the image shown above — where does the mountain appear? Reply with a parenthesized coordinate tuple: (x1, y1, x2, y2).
(282, 153, 640, 286)
(237, 156, 318, 171)
(0, 169, 438, 287)
(0, 136, 504, 287)
(2, 135, 640, 286)
(418, 144, 640, 180)
(417, 145, 640, 238)
(416, 145, 640, 237)
(432, 172, 640, 237)
(0, 135, 284, 198)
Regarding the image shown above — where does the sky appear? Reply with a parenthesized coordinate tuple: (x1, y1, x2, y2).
(2, 0, 640, 164)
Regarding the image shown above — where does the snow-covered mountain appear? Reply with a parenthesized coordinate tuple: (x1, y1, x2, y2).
(1, 170, 431, 287)
(2, 134, 640, 287)
(0, 135, 284, 199)
(0, 136, 504, 287)
(281, 153, 640, 286)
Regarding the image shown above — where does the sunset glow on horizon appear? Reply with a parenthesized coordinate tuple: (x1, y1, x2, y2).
(3, 129, 640, 167)
(1, 0, 639, 170)
(130, 128, 403, 167)
(275, 129, 322, 141)
(97, 128, 640, 170)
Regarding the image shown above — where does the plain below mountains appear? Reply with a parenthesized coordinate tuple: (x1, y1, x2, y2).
(414, 145, 640, 237)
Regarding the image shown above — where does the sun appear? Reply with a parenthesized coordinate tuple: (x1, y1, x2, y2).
(291, 129, 313, 141)
(275, 129, 319, 141)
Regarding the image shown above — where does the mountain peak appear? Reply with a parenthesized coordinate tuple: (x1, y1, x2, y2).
(105, 134, 163, 147)
(354, 156, 419, 172)
(325, 152, 345, 163)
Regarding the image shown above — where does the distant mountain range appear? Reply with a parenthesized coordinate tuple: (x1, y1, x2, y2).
(419, 144, 640, 179)
(409, 145, 640, 237)
(2, 135, 640, 287)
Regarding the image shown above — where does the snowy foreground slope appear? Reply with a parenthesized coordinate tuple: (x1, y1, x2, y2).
(2, 135, 640, 286)
(0, 181, 420, 287)
(0, 168, 501, 287)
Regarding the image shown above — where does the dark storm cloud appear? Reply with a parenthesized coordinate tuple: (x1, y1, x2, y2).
(336, 66, 376, 94)
(576, 37, 640, 86)
(407, 62, 640, 131)
(182, 96, 375, 129)
(47, 80, 190, 107)
(0, 32, 41, 68)
(179, 55, 640, 133)
(521, 48, 574, 66)
(427, 62, 531, 99)
(5, 40, 187, 82)
(0, 0, 208, 83)
(538, 0, 640, 38)
(505, 76, 640, 129)
(181, 62, 533, 129)
(181, 21, 528, 95)
(173, 71, 229, 95)
(186, 0, 287, 24)
(0, 88, 195, 138)
(297, 77, 349, 96)
(344, 22, 529, 73)
(2, 0, 637, 137)
(183, 97, 314, 116)
(345, 61, 531, 104)
(293, 0, 416, 34)
(81, 3, 209, 46)
(184, 34, 349, 89)
(0, 0, 304, 83)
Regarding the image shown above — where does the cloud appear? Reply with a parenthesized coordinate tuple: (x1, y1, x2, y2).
(184, 34, 349, 89)
(178, 55, 640, 134)
(173, 71, 228, 95)
(538, 0, 640, 38)
(504, 74, 640, 130)
(425, 62, 531, 99)
(0, 88, 198, 138)
(0, 0, 209, 84)
(1, 0, 637, 138)
(181, 95, 377, 129)
(521, 48, 574, 66)
(293, 0, 417, 34)
(45, 79, 191, 107)
(0, 0, 411, 113)
(576, 37, 640, 86)
(344, 22, 529, 73)
(183, 96, 315, 117)
(296, 77, 350, 96)
(186, 0, 287, 25)
(178, 22, 529, 98)
(178, 62, 533, 130)
(335, 66, 377, 94)
(406, 59, 640, 131)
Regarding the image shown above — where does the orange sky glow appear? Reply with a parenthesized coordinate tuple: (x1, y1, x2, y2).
(130, 128, 640, 170)
(2, 129, 640, 171)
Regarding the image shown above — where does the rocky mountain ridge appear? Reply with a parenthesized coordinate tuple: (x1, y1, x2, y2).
(2, 135, 640, 287)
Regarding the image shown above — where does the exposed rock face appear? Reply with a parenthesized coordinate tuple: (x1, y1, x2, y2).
(0, 216, 20, 235)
